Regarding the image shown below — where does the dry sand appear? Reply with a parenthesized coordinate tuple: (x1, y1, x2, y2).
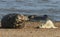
(0, 21, 60, 37)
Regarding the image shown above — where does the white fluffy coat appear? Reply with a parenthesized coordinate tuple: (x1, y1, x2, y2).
(39, 20, 58, 28)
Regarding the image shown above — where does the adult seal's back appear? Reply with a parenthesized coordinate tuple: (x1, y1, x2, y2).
(1, 13, 29, 29)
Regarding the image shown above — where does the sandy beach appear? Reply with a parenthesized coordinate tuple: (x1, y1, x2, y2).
(0, 0, 60, 37)
(0, 21, 60, 37)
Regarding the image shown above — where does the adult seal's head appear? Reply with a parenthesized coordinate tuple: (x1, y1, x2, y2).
(43, 15, 48, 20)
(1, 13, 29, 29)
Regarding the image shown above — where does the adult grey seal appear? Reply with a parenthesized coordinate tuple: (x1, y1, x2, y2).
(28, 15, 48, 22)
(1, 13, 29, 29)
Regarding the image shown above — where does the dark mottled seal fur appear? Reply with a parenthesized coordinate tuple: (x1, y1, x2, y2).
(28, 15, 48, 21)
(1, 13, 29, 29)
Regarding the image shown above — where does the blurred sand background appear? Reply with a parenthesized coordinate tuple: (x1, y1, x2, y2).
(0, 21, 60, 37)
(0, 0, 60, 37)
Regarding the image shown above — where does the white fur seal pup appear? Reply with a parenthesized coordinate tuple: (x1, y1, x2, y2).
(39, 19, 58, 28)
